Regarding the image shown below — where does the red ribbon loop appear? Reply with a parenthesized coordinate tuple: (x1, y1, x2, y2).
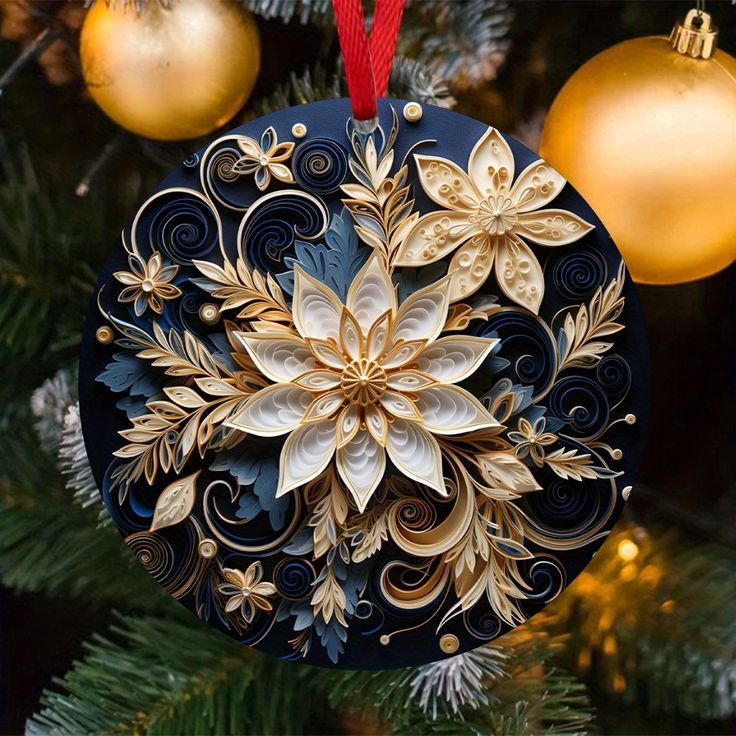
(332, 0, 406, 122)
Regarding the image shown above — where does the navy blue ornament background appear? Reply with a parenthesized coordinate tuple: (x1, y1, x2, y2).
(79, 99, 648, 669)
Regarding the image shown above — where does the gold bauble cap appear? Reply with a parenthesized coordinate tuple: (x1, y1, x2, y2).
(669, 8, 718, 59)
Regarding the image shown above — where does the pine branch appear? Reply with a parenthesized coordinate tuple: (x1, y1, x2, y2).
(27, 612, 318, 735)
(311, 616, 594, 735)
(550, 524, 736, 720)
(249, 57, 454, 121)
(0, 141, 104, 415)
(240, 0, 333, 25)
(28, 607, 593, 736)
(401, 0, 512, 90)
(0, 499, 162, 605)
(0, 404, 159, 606)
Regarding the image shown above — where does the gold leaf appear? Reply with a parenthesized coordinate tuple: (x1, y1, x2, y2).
(150, 471, 200, 531)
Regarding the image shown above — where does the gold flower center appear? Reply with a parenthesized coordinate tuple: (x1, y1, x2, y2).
(341, 358, 387, 406)
(141, 278, 155, 293)
(475, 195, 518, 236)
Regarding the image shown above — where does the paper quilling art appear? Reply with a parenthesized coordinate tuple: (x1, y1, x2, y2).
(80, 100, 648, 668)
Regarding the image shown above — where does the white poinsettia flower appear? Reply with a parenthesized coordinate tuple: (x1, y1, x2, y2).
(225, 254, 500, 512)
(396, 127, 595, 313)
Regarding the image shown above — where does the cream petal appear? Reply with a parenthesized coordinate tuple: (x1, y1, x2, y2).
(277, 420, 337, 495)
(148, 252, 163, 274)
(414, 154, 480, 210)
(386, 420, 445, 494)
(292, 266, 342, 342)
(292, 370, 341, 391)
(386, 370, 436, 391)
(515, 209, 594, 246)
(477, 451, 541, 493)
(510, 159, 566, 213)
(336, 404, 360, 447)
(114, 271, 141, 287)
(269, 163, 294, 184)
(380, 340, 427, 370)
(394, 210, 476, 267)
(302, 391, 344, 422)
(225, 384, 312, 436)
(234, 332, 315, 383)
(391, 278, 450, 346)
(157, 265, 179, 282)
(494, 234, 544, 313)
(379, 390, 421, 421)
(415, 385, 499, 435)
(306, 338, 347, 369)
(366, 311, 392, 360)
(364, 405, 388, 445)
(468, 127, 515, 198)
(339, 309, 363, 361)
(416, 335, 498, 384)
(346, 253, 396, 331)
(336, 430, 386, 512)
(446, 233, 495, 302)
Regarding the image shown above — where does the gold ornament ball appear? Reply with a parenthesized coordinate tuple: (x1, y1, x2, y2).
(540, 33, 736, 284)
(80, 0, 260, 141)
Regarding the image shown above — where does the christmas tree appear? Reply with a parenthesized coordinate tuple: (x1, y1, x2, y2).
(1, 1, 735, 734)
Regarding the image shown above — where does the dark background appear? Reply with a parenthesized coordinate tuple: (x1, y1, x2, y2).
(1, 1, 735, 733)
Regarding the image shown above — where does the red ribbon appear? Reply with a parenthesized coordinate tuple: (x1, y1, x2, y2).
(332, 0, 406, 122)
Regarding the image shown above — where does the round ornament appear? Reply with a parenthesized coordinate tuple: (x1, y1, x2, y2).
(540, 8, 736, 284)
(80, 0, 260, 141)
(80, 99, 648, 668)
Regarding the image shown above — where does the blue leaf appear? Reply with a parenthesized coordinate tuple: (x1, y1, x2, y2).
(97, 352, 162, 398)
(276, 208, 371, 301)
(211, 440, 287, 530)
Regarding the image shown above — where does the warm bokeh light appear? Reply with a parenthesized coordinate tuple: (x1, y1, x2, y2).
(617, 538, 640, 562)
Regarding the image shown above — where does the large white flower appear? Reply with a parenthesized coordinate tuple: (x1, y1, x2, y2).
(226, 254, 500, 511)
(396, 127, 594, 313)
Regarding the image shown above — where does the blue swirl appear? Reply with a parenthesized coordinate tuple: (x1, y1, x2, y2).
(147, 192, 218, 264)
(463, 609, 502, 641)
(522, 558, 566, 602)
(240, 191, 327, 273)
(547, 374, 610, 439)
(520, 460, 614, 543)
(293, 139, 348, 194)
(477, 309, 556, 398)
(274, 558, 315, 600)
(550, 248, 607, 300)
(596, 354, 631, 404)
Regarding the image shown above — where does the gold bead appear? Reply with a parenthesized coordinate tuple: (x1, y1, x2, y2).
(379, 634, 390, 645)
(291, 123, 307, 138)
(403, 102, 423, 123)
(622, 485, 633, 501)
(198, 539, 218, 559)
(439, 634, 459, 654)
(80, 0, 260, 141)
(96, 326, 114, 345)
(625, 414, 637, 425)
(199, 303, 220, 325)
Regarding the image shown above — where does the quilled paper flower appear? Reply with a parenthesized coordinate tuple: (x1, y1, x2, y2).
(233, 126, 295, 191)
(217, 562, 277, 623)
(397, 127, 594, 312)
(114, 251, 181, 317)
(226, 253, 500, 511)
